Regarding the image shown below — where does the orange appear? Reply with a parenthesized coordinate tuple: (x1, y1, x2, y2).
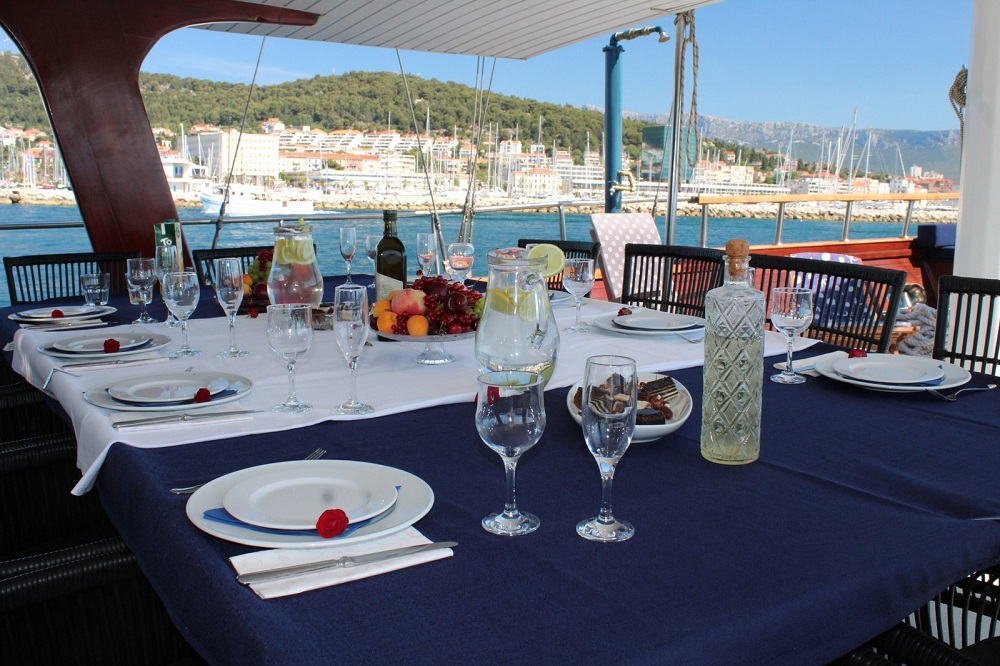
(242, 273, 253, 285)
(372, 298, 393, 317)
(406, 315, 429, 336)
(376, 311, 398, 334)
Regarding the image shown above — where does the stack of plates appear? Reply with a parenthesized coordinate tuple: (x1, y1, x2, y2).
(186, 460, 435, 548)
(592, 311, 706, 338)
(814, 353, 971, 393)
(40, 332, 172, 359)
(83, 371, 253, 411)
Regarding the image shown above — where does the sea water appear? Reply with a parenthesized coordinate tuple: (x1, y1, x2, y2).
(0, 204, 907, 306)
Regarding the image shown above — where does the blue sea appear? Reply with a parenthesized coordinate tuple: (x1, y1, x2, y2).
(0, 204, 906, 306)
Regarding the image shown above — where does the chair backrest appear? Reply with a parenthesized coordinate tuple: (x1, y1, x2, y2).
(516, 239, 601, 291)
(790, 251, 862, 265)
(933, 275, 1000, 376)
(3, 251, 139, 305)
(621, 244, 725, 317)
(191, 246, 273, 286)
(749, 253, 907, 353)
(589, 213, 662, 301)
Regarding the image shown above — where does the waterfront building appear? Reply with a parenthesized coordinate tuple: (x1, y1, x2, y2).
(184, 129, 280, 184)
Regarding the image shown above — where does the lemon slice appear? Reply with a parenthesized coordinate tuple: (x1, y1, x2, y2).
(273, 238, 290, 265)
(526, 243, 565, 278)
(487, 288, 517, 315)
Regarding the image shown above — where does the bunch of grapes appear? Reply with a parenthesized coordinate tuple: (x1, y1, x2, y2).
(411, 275, 483, 335)
(247, 249, 273, 283)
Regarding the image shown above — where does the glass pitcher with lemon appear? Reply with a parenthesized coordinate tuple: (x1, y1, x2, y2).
(475, 245, 562, 384)
(267, 223, 324, 306)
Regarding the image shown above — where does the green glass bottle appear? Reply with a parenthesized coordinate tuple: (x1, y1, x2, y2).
(375, 210, 406, 301)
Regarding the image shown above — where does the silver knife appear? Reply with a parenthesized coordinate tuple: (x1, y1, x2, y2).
(236, 541, 458, 585)
(113, 409, 260, 429)
(62, 357, 166, 369)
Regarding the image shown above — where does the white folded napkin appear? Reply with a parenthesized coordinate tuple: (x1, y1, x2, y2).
(230, 527, 453, 599)
(109, 402, 256, 431)
(773, 350, 848, 377)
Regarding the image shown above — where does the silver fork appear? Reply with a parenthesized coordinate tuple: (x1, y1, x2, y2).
(169, 447, 326, 494)
(928, 384, 997, 401)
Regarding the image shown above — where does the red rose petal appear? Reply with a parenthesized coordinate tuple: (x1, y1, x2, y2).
(617, 307, 633, 316)
(316, 509, 349, 538)
(193, 388, 212, 403)
(248, 308, 259, 319)
(51, 309, 64, 318)
(848, 348, 868, 358)
(486, 386, 501, 405)
(103, 338, 121, 353)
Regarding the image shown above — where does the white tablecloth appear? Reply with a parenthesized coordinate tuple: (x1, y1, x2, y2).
(11, 298, 809, 493)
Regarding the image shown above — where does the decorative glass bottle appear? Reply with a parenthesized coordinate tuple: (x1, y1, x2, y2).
(267, 223, 323, 306)
(701, 239, 765, 464)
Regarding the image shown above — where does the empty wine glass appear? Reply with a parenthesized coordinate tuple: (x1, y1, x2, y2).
(416, 232, 437, 276)
(770, 287, 815, 385)
(475, 371, 546, 536)
(365, 234, 380, 291)
(154, 245, 181, 327)
(331, 284, 374, 415)
(266, 304, 313, 413)
(161, 271, 201, 358)
(214, 257, 249, 358)
(563, 258, 595, 332)
(448, 242, 474, 284)
(577, 355, 637, 542)
(340, 226, 357, 284)
(126, 257, 157, 324)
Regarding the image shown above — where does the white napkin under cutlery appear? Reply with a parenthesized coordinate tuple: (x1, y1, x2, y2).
(110, 403, 257, 431)
(773, 350, 848, 377)
(230, 527, 454, 599)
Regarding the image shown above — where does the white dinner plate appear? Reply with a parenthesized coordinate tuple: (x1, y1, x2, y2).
(566, 373, 693, 443)
(83, 371, 252, 411)
(9, 305, 116, 323)
(52, 333, 151, 354)
(40, 333, 172, 359)
(814, 354, 971, 393)
(549, 291, 572, 304)
(832, 355, 946, 385)
(187, 461, 434, 549)
(593, 314, 705, 338)
(612, 312, 702, 331)
(223, 463, 398, 530)
(108, 375, 230, 404)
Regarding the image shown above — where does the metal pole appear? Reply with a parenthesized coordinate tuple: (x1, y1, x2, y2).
(700, 203, 709, 248)
(603, 43, 624, 213)
(842, 200, 853, 241)
(558, 203, 568, 240)
(774, 202, 786, 244)
(665, 15, 687, 245)
(902, 199, 915, 238)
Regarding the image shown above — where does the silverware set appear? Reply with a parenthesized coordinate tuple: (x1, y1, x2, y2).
(928, 384, 997, 401)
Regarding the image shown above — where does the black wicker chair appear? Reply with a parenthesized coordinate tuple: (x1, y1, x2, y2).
(620, 244, 725, 318)
(836, 622, 984, 665)
(749, 253, 907, 353)
(3, 251, 138, 305)
(933, 275, 1000, 377)
(516, 239, 601, 292)
(192, 245, 273, 287)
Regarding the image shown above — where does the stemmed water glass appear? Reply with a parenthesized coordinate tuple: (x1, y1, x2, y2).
(214, 257, 249, 358)
(340, 226, 357, 284)
(448, 242, 474, 284)
(161, 271, 201, 358)
(416, 232, 437, 276)
(266, 304, 313, 413)
(770, 287, 815, 384)
(577, 355, 637, 542)
(475, 371, 546, 536)
(365, 234, 380, 291)
(154, 245, 180, 327)
(563, 258, 595, 332)
(331, 284, 374, 415)
(126, 257, 157, 324)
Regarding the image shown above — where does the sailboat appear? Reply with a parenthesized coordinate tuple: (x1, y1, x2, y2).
(199, 183, 314, 217)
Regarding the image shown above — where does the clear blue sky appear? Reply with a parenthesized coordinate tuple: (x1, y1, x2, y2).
(4, 0, 973, 132)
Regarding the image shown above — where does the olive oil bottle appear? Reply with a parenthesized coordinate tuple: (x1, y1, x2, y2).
(375, 209, 406, 301)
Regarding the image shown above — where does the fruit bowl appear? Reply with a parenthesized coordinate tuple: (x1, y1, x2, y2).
(566, 373, 692, 443)
(370, 324, 475, 364)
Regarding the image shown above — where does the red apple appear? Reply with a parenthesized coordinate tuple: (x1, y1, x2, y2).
(391, 288, 428, 316)
(253, 282, 270, 302)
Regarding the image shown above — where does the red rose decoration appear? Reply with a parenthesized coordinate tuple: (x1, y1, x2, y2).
(248, 308, 259, 319)
(486, 386, 501, 405)
(51, 309, 64, 318)
(103, 338, 121, 353)
(316, 509, 349, 538)
(848, 348, 868, 358)
(193, 388, 212, 403)
(617, 307, 633, 316)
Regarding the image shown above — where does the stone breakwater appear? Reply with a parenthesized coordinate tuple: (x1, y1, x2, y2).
(1, 187, 959, 224)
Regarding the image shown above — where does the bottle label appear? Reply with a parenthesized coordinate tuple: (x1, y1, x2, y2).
(375, 273, 405, 301)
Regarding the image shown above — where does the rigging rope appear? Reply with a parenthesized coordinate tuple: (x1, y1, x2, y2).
(211, 37, 267, 250)
(949, 65, 967, 159)
(457, 57, 497, 246)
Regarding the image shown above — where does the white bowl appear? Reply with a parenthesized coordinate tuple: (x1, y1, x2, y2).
(566, 373, 692, 443)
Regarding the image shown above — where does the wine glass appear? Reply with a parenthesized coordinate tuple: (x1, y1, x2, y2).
(154, 245, 181, 327)
(266, 304, 313, 413)
(126, 257, 158, 323)
(577, 355, 637, 542)
(340, 226, 357, 284)
(563, 258, 595, 332)
(161, 271, 201, 358)
(448, 242, 474, 284)
(770, 287, 815, 385)
(475, 371, 546, 536)
(214, 257, 249, 358)
(331, 284, 374, 415)
(365, 234, 380, 292)
(416, 232, 437, 276)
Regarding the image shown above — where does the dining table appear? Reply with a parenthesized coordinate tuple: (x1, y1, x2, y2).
(4, 278, 1000, 664)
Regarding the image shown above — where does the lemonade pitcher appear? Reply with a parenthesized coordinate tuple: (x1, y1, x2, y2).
(267, 223, 324, 306)
(475, 248, 559, 383)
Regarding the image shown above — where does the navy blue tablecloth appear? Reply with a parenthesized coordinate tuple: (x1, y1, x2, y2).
(92, 346, 1000, 665)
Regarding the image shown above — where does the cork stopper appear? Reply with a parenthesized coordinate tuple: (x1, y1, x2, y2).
(725, 238, 750, 279)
